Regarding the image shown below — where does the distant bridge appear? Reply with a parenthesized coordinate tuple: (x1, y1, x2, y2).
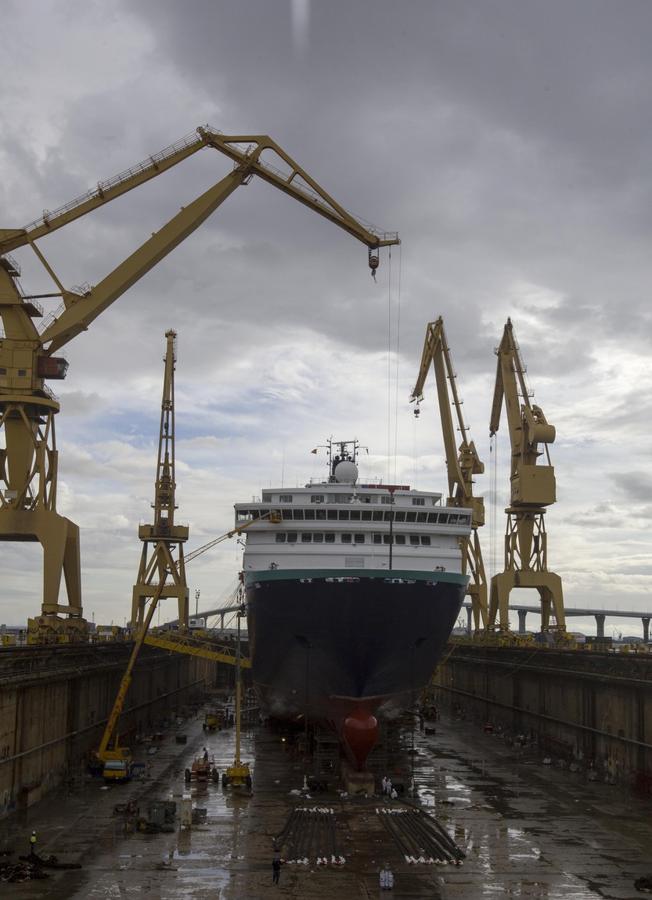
(462, 602, 652, 640)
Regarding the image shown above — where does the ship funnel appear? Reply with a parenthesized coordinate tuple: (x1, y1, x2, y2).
(333, 460, 358, 483)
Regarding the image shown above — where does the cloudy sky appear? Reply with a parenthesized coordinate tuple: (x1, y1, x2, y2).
(1, 0, 651, 637)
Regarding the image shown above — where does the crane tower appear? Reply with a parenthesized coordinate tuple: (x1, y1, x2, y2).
(488, 319, 566, 634)
(410, 317, 488, 631)
(131, 330, 189, 630)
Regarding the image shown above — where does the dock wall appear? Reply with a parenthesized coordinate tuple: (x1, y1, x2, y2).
(432, 644, 652, 791)
(0, 643, 217, 817)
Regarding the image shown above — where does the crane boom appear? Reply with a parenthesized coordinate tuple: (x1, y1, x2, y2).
(410, 317, 487, 630)
(0, 126, 397, 255)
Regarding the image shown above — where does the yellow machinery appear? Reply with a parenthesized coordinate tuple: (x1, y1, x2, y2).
(131, 330, 189, 631)
(0, 126, 399, 639)
(223, 610, 252, 790)
(488, 319, 566, 634)
(410, 317, 488, 631)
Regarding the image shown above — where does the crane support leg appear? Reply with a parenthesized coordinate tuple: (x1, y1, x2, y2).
(0, 508, 82, 616)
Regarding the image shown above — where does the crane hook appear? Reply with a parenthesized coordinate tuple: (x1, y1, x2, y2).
(368, 248, 380, 280)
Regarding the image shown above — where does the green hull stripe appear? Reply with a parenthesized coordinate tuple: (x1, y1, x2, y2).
(247, 568, 468, 586)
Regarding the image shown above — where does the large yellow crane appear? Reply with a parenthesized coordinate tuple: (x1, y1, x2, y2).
(410, 317, 488, 630)
(131, 329, 189, 631)
(0, 126, 399, 638)
(488, 319, 566, 633)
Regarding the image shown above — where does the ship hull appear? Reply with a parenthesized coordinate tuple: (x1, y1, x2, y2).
(245, 568, 466, 723)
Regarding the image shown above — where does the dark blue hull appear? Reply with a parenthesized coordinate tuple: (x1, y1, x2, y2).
(245, 569, 466, 722)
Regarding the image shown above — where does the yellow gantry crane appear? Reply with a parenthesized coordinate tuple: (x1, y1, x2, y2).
(488, 318, 566, 633)
(410, 317, 488, 630)
(0, 126, 399, 638)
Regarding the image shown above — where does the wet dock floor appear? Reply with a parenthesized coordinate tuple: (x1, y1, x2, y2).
(1, 710, 650, 898)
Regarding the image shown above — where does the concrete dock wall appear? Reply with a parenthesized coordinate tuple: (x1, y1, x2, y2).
(0, 643, 216, 817)
(432, 644, 652, 790)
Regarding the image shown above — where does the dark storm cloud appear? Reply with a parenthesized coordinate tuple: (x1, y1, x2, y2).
(113, 0, 652, 372)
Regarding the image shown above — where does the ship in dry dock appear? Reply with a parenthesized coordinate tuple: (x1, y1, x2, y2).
(235, 439, 471, 767)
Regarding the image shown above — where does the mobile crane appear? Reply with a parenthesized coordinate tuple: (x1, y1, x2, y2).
(0, 126, 399, 639)
(410, 317, 488, 630)
(488, 319, 566, 633)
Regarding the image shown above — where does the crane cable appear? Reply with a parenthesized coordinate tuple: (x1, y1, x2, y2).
(393, 243, 403, 484)
(490, 432, 498, 584)
(386, 246, 393, 483)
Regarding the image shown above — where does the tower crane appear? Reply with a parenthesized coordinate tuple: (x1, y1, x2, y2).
(488, 319, 566, 633)
(131, 329, 189, 630)
(410, 317, 488, 631)
(0, 126, 399, 638)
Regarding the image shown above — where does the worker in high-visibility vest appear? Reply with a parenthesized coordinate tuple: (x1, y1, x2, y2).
(29, 830, 37, 857)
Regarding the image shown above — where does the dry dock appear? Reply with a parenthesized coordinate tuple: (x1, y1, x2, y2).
(1, 702, 650, 898)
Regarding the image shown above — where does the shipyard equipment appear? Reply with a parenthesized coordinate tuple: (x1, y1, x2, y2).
(410, 317, 488, 631)
(223, 610, 252, 790)
(0, 126, 399, 639)
(488, 319, 566, 633)
(131, 330, 189, 630)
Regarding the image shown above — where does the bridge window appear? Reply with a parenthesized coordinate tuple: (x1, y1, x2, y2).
(325, 534, 335, 543)
(275, 533, 286, 543)
(313, 533, 324, 543)
(395, 534, 406, 545)
(406, 512, 416, 522)
(301, 533, 312, 543)
(311, 494, 325, 503)
(349, 510, 361, 521)
(412, 497, 425, 506)
(341, 534, 352, 544)
(304, 509, 315, 520)
(410, 535, 420, 546)
(354, 534, 365, 544)
(420, 536, 431, 546)
(327, 509, 338, 520)
(287, 532, 298, 543)
(338, 510, 350, 520)
(316, 509, 326, 520)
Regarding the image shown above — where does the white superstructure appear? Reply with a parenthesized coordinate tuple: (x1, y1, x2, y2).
(234, 441, 471, 575)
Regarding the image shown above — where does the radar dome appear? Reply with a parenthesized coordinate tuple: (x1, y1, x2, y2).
(334, 460, 358, 483)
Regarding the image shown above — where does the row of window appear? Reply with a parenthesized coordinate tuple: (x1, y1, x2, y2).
(274, 532, 433, 546)
(237, 508, 468, 525)
(266, 492, 432, 506)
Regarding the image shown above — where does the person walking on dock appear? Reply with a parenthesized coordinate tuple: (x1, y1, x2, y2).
(381, 775, 388, 795)
(379, 862, 394, 890)
(272, 849, 282, 885)
(29, 830, 37, 857)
